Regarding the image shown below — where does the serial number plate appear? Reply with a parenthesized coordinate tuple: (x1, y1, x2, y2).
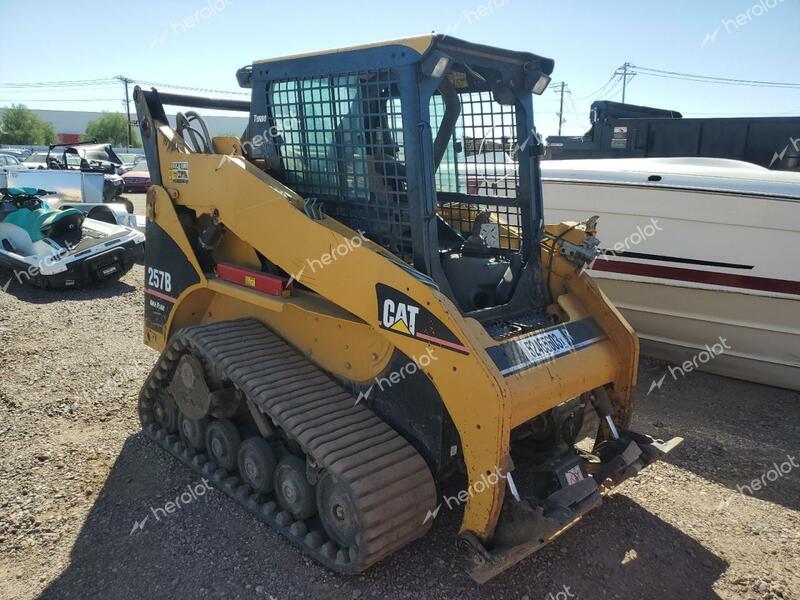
(516, 328, 575, 364)
(487, 318, 608, 377)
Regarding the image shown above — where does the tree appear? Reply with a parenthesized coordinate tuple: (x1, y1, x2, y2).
(0, 105, 58, 145)
(84, 112, 140, 147)
(40, 121, 57, 145)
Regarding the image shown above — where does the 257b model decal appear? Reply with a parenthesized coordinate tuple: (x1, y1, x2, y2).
(144, 221, 201, 333)
(147, 267, 173, 294)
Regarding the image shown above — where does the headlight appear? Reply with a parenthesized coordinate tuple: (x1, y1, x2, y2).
(533, 74, 551, 95)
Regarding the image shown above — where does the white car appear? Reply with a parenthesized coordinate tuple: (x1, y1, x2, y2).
(21, 151, 50, 169)
(0, 153, 27, 171)
(117, 152, 146, 173)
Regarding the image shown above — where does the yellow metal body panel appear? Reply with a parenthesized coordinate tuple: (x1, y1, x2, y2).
(541, 225, 639, 426)
(146, 188, 395, 383)
(145, 125, 637, 541)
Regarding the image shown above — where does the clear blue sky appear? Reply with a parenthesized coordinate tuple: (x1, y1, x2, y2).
(1, 0, 798, 137)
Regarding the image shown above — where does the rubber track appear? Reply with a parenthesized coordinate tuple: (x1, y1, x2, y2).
(138, 318, 437, 573)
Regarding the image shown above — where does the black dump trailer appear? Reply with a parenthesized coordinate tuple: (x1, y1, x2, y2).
(545, 100, 800, 171)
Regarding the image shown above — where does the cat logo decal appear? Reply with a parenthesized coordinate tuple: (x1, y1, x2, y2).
(376, 284, 469, 354)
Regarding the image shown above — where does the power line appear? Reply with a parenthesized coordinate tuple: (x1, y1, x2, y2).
(629, 65, 800, 89)
(633, 71, 800, 89)
(132, 79, 248, 97)
(0, 78, 118, 89)
(565, 62, 800, 113)
(603, 77, 624, 101)
(565, 90, 583, 125)
(0, 98, 120, 103)
(0, 77, 248, 97)
(572, 73, 621, 102)
(0, 90, 119, 96)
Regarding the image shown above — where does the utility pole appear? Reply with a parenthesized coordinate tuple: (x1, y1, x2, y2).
(622, 63, 628, 103)
(619, 62, 634, 103)
(115, 75, 133, 150)
(554, 82, 567, 136)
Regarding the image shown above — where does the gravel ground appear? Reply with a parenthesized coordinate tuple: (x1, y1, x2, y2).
(0, 256, 798, 600)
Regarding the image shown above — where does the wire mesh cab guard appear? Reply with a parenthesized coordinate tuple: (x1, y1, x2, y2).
(240, 35, 554, 326)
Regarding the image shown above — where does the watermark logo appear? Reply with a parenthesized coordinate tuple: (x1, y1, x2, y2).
(769, 136, 800, 168)
(129, 478, 213, 535)
(701, 0, 785, 47)
(355, 349, 438, 406)
(422, 503, 443, 524)
(423, 465, 507, 524)
(578, 218, 663, 277)
(288, 230, 367, 286)
(1, 242, 76, 293)
(241, 114, 300, 156)
(151, 0, 234, 49)
(545, 586, 577, 600)
(462, 0, 512, 25)
(129, 515, 149, 535)
(442, 0, 512, 40)
(215, 113, 300, 169)
(701, 29, 721, 48)
(717, 454, 798, 510)
(647, 336, 732, 395)
(462, 125, 540, 196)
(600, 218, 662, 259)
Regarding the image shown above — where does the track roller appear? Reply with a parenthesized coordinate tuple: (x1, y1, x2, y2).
(274, 455, 316, 520)
(153, 390, 178, 433)
(205, 419, 240, 471)
(178, 412, 208, 450)
(238, 437, 277, 494)
(317, 472, 360, 548)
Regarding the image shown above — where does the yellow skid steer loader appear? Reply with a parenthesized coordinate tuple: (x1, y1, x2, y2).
(134, 34, 681, 582)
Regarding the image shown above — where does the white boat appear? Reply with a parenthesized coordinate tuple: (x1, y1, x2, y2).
(539, 157, 800, 391)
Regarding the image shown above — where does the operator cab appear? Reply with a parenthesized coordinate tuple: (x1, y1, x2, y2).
(237, 35, 555, 334)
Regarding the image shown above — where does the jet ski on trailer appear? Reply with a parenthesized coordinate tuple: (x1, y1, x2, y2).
(0, 187, 144, 288)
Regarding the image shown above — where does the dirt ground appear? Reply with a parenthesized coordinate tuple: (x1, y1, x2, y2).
(0, 261, 797, 600)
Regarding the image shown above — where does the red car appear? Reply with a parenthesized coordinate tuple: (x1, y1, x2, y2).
(122, 164, 151, 192)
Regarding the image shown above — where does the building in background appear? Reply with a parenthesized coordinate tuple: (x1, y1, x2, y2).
(0, 108, 249, 146)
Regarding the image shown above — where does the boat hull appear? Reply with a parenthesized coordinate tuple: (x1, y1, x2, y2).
(542, 174, 800, 391)
(594, 275, 799, 391)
